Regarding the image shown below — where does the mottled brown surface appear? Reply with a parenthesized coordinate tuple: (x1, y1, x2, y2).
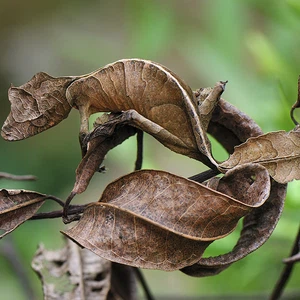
(63, 167, 270, 270)
(0, 59, 290, 277)
(0, 189, 46, 238)
(221, 128, 300, 183)
(181, 100, 287, 277)
(1, 59, 226, 167)
(2, 72, 75, 140)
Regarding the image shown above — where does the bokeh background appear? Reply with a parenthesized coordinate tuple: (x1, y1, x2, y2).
(0, 0, 300, 299)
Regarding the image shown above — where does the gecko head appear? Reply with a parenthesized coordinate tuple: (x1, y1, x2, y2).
(1, 72, 77, 141)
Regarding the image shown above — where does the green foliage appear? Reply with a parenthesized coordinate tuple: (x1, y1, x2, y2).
(0, 0, 299, 299)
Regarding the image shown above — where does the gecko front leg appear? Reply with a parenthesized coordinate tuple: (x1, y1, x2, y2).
(63, 105, 92, 223)
(78, 104, 91, 157)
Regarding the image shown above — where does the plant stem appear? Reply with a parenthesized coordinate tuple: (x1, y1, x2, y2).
(0, 172, 37, 181)
(188, 168, 220, 183)
(135, 130, 144, 171)
(270, 225, 300, 300)
(133, 268, 155, 300)
(30, 205, 87, 220)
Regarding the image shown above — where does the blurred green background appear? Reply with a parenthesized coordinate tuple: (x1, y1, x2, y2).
(0, 0, 300, 299)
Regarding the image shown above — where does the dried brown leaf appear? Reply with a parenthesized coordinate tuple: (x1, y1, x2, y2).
(181, 98, 287, 277)
(217, 163, 271, 204)
(72, 116, 137, 194)
(181, 180, 286, 276)
(63, 168, 269, 271)
(64, 203, 211, 271)
(208, 99, 264, 153)
(0, 189, 46, 238)
(220, 128, 300, 183)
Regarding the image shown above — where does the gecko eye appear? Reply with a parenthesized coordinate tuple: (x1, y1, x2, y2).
(31, 115, 48, 127)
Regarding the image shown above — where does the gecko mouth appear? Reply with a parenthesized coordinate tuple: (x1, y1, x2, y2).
(1, 111, 57, 141)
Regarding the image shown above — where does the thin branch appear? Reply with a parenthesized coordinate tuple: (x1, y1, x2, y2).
(0, 172, 37, 181)
(133, 130, 155, 299)
(0, 236, 36, 299)
(188, 168, 220, 183)
(283, 252, 300, 264)
(45, 195, 65, 207)
(290, 76, 300, 126)
(30, 204, 87, 220)
(270, 225, 300, 300)
(135, 129, 144, 171)
(63, 191, 77, 223)
(133, 268, 155, 300)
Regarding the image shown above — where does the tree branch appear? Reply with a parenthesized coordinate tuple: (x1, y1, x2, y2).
(0, 172, 37, 181)
(270, 225, 300, 300)
(188, 168, 220, 183)
(30, 204, 87, 220)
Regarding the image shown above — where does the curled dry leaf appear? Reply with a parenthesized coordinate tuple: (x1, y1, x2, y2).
(72, 99, 248, 197)
(181, 180, 286, 276)
(73, 115, 137, 194)
(182, 99, 287, 276)
(220, 127, 300, 183)
(216, 163, 271, 203)
(208, 99, 264, 153)
(0, 189, 46, 238)
(63, 167, 270, 271)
